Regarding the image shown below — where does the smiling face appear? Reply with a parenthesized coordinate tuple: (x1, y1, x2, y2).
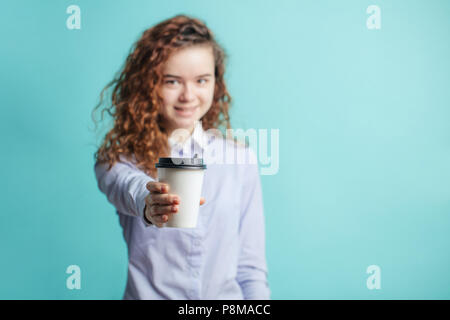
(159, 44, 216, 136)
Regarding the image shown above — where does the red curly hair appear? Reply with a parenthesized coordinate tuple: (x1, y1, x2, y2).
(92, 15, 232, 178)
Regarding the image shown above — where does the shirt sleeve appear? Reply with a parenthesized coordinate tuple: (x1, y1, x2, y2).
(236, 149, 271, 300)
(94, 156, 155, 228)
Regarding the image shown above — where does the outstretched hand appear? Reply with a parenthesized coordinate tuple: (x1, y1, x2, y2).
(144, 181, 205, 228)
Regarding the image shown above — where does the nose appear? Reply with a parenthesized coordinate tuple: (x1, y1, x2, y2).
(179, 83, 195, 102)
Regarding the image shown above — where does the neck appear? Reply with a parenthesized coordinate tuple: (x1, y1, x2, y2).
(166, 124, 196, 145)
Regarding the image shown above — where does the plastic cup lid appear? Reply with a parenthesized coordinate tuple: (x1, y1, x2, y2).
(155, 157, 207, 170)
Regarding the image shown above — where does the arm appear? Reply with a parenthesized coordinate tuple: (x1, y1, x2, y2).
(94, 156, 154, 227)
(236, 150, 271, 300)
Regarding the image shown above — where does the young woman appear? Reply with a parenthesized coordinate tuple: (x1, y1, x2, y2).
(93, 15, 270, 300)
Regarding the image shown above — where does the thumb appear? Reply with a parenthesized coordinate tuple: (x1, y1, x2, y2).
(200, 197, 206, 205)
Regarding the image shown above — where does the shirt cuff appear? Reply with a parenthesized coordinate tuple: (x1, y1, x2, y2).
(239, 280, 271, 300)
(136, 188, 154, 228)
(142, 204, 154, 226)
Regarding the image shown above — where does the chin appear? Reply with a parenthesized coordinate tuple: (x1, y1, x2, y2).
(172, 118, 198, 130)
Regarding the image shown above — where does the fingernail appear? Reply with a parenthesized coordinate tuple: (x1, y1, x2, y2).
(172, 205, 178, 212)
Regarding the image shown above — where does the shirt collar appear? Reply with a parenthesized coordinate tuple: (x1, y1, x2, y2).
(168, 120, 207, 155)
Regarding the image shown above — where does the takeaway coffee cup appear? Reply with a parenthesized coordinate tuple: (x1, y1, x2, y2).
(155, 157, 207, 228)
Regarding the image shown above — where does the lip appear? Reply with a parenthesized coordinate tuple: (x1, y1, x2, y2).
(174, 106, 198, 117)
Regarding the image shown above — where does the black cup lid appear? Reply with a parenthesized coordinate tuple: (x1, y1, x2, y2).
(155, 157, 207, 170)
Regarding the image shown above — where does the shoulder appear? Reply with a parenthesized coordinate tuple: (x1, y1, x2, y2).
(95, 154, 140, 174)
(118, 154, 137, 165)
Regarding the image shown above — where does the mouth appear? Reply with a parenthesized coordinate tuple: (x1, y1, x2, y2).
(174, 106, 198, 117)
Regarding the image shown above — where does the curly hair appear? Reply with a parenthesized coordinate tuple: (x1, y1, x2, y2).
(91, 15, 232, 179)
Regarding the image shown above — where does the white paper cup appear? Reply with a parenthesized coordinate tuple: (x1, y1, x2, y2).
(155, 157, 206, 228)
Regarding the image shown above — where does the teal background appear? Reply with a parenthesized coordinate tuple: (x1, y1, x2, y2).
(0, 0, 449, 299)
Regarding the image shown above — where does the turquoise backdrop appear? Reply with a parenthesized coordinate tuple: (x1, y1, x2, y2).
(0, 0, 449, 299)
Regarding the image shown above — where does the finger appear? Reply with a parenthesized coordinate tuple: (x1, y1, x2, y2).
(150, 193, 180, 205)
(147, 182, 169, 193)
(147, 212, 167, 228)
(151, 203, 178, 216)
(153, 214, 169, 225)
(146, 182, 170, 193)
(200, 197, 206, 205)
(154, 220, 165, 228)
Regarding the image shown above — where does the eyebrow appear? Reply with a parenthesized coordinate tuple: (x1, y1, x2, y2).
(163, 74, 213, 78)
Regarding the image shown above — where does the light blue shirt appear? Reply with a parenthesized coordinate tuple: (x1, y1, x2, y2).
(94, 122, 270, 300)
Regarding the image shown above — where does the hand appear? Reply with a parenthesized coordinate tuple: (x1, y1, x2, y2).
(144, 181, 206, 228)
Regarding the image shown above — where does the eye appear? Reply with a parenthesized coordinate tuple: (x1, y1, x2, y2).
(165, 79, 179, 85)
(198, 78, 208, 84)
